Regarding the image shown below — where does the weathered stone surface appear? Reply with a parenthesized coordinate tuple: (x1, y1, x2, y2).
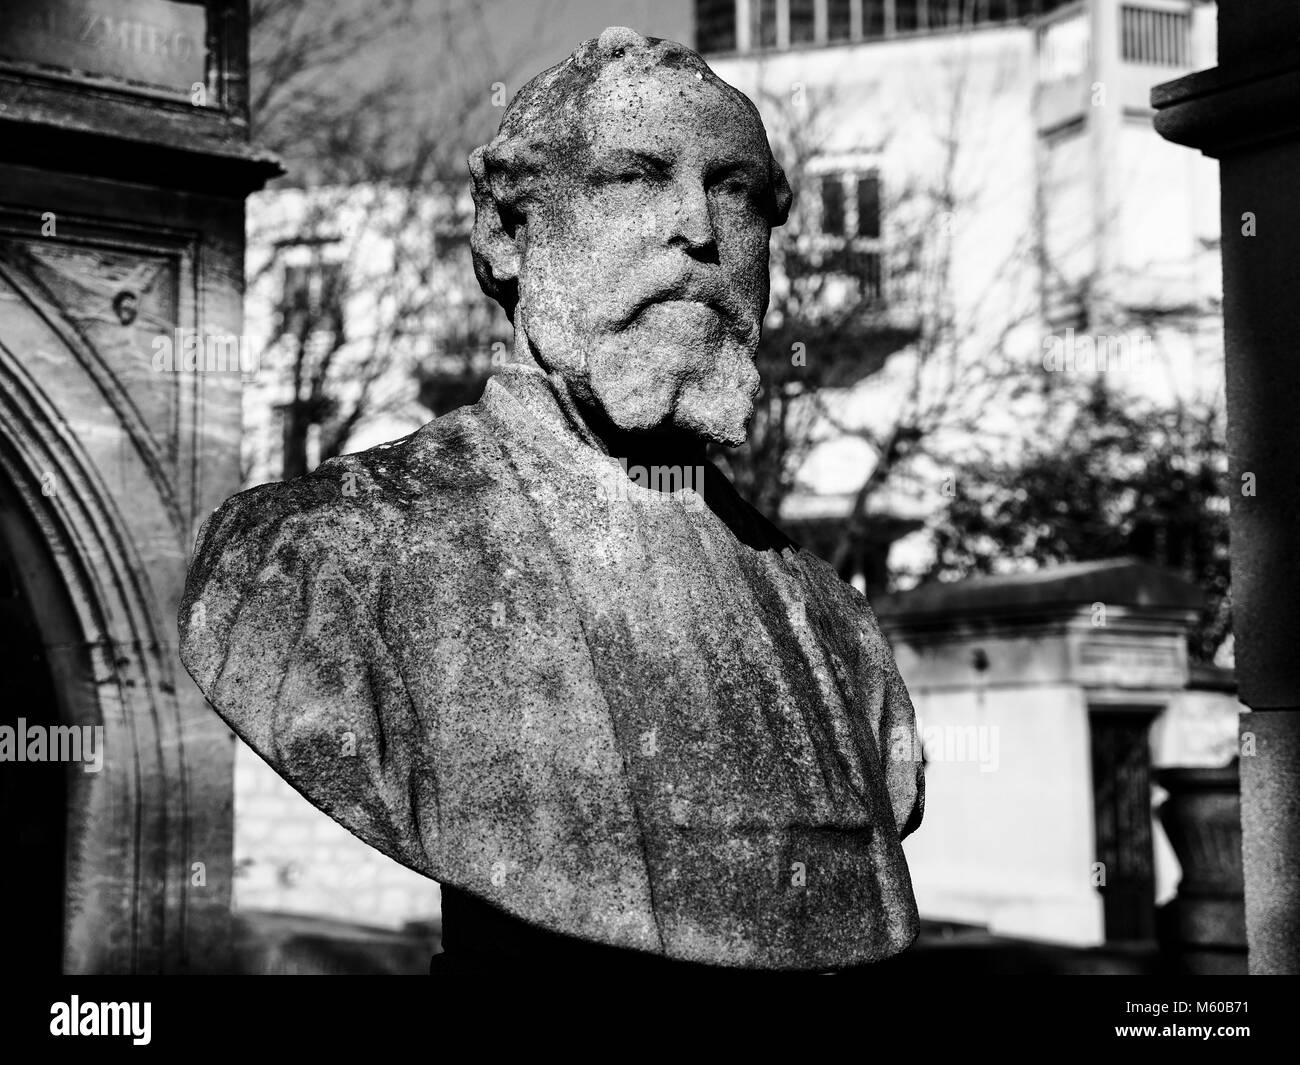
(180, 28, 923, 968)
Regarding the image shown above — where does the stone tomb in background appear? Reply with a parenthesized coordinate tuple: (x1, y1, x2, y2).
(875, 559, 1239, 948)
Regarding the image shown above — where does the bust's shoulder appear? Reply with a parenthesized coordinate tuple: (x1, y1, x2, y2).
(180, 404, 513, 688)
(194, 406, 506, 560)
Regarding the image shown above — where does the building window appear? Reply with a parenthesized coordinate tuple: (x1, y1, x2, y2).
(821, 175, 846, 236)
(815, 169, 884, 301)
(1025, 1, 1082, 19)
(724, 0, 1081, 54)
(858, 249, 884, 302)
(820, 171, 883, 239)
(756, 0, 778, 48)
(694, 0, 736, 53)
(279, 260, 344, 340)
(828, 0, 852, 40)
(856, 174, 881, 239)
(915, 0, 1076, 33)
(895, 1, 922, 33)
(1120, 5, 1190, 67)
(790, 0, 816, 44)
(864, 0, 886, 39)
(1038, 9, 1089, 82)
(946, 1, 983, 29)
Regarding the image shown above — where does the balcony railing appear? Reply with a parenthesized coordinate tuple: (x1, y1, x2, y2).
(1120, 3, 1190, 67)
(695, 0, 1083, 55)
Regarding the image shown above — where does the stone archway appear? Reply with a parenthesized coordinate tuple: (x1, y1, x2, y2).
(0, 0, 275, 975)
(0, 470, 71, 974)
(0, 243, 234, 974)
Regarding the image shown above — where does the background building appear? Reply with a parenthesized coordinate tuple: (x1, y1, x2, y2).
(697, 0, 1222, 594)
(692, 0, 1237, 959)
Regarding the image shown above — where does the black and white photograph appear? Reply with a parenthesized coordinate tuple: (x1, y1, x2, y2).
(0, 0, 1294, 1047)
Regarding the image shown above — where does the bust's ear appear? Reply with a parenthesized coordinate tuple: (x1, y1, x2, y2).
(468, 144, 523, 293)
(769, 161, 794, 229)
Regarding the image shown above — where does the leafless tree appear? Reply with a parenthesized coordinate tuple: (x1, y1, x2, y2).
(711, 55, 1044, 588)
(243, 0, 555, 482)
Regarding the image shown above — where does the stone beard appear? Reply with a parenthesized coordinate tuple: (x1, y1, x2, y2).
(180, 28, 924, 969)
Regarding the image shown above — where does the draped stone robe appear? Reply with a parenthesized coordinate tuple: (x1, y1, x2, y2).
(180, 366, 924, 968)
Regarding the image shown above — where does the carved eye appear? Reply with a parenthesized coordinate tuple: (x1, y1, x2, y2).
(712, 176, 760, 211)
(605, 155, 669, 186)
(708, 165, 761, 207)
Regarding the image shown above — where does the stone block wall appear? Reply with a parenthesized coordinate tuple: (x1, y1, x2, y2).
(232, 740, 440, 929)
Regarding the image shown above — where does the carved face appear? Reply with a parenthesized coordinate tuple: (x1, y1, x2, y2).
(514, 66, 774, 447)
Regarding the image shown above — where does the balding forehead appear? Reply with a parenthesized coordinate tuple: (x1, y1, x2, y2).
(578, 66, 768, 149)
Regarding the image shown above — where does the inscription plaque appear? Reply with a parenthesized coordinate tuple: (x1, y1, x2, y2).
(0, 0, 207, 97)
(1076, 638, 1184, 687)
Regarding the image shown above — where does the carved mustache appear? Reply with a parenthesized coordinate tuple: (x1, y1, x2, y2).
(606, 267, 759, 344)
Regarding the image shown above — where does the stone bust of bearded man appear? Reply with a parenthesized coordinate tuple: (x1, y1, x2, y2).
(180, 26, 924, 972)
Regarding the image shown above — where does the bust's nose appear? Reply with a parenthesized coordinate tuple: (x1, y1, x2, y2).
(666, 177, 717, 261)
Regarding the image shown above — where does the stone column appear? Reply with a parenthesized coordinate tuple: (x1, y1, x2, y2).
(737, 0, 755, 52)
(1152, 0, 1300, 974)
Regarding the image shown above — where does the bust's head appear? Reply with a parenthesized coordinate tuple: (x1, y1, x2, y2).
(469, 27, 792, 447)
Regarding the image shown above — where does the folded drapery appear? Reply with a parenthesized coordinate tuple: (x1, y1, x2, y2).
(180, 367, 923, 968)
